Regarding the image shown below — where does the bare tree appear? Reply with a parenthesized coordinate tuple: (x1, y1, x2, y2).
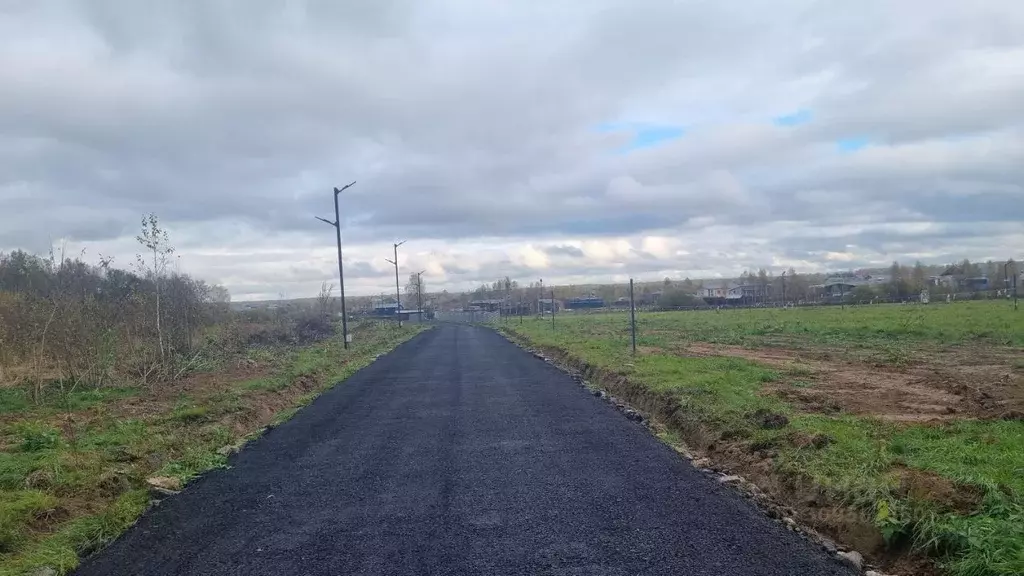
(317, 282, 335, 320)
(136, 213, 174, 364)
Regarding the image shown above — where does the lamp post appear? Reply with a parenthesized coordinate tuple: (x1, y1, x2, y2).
(384, 241, 406, 327)
(314, 181, 356, 349)
(415, 270, 426, 323)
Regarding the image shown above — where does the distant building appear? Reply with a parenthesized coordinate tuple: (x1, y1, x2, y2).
(821, 277, 863, 298)
(937, 265, 989, 291)
(963, 277, 990, 291)
(372, 302, 402, 316)
(538, 298, 558, 313)
(818, 274, 889, 299)
(468, 299, 504, 312)
(701, 281, 743, 305)
(565, 296, 605, 309)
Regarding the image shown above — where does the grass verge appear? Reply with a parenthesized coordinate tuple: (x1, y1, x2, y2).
(0, 322, 426, 576)
(501, 314, 1023, 576)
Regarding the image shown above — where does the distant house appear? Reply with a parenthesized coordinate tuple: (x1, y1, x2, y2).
(821, 277, 863, 298)
(638, 291, 663, 306)
(565, 296, 605, 309)
(373, 301, 402, 316)
(818, 274, 890, 299)
(737, 283, 772, 301)
(937, 265, 989, 291)
(963, 277, 990, 291)
(538, 298, 558, 313)
(701, 281, 743, 305)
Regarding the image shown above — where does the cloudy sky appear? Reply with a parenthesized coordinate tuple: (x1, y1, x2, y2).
(2, 1, 1023, 300)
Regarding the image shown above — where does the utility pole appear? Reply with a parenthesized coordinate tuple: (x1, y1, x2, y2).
(551, 288, 556, 330)
(781, 270, 786, 307)
(629, 278, 637, 355)
(416, 270, 425, 323)
(1006, 261, 1018, 311)
(384, 240, 406, 327)
(538, 278, 543, 318)
(314, 181, 356, 349)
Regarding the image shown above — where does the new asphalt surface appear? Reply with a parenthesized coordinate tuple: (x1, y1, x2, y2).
(76, 324, 856, 576)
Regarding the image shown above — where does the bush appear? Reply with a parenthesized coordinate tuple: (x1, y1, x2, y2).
(292, 313, 336, 344)
(657, 289, 707, 309)
(13, 422, 61, 452)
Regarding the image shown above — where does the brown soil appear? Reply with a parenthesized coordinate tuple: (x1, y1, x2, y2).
(685, 342, 1023, 422)
(635, 345, 666, 356)
(894, 467, 984, 515)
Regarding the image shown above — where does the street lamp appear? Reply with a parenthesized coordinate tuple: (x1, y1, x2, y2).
(384, 240, 406, 327)
(314, 181, 356, 349)
(415, 270, 426, 323)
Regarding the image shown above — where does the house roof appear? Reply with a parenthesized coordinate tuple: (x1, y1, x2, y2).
(823, 276, 869, 287)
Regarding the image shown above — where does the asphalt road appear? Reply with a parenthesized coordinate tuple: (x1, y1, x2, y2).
(76, 324, 856, 576)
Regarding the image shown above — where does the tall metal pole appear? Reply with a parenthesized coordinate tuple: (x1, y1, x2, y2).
(315, 181, 356, 349)
(538, 278, 543, 318)
(629, 278, 637, 355)
(416, 270, 425, 323)
(1015, 264, 1019, 311)
(551, 288, 556, 330)
(781, 270, 786, 307)
(385, 240, 406, 327)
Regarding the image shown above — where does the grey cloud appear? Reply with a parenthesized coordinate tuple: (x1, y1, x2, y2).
(2, 1, 1023, 298)
(543, 245, 585, 258)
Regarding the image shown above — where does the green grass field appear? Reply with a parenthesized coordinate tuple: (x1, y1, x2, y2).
(503, 301, 1024, 576)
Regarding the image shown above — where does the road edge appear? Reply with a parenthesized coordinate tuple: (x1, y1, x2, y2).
(492, 324, 905, 576)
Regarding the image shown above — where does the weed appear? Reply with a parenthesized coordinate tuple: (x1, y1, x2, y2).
(12, 422, 61, 452)
(0, 490, 58, 554)
(169, 403, 209, 423)
(0, 388, 30, 414)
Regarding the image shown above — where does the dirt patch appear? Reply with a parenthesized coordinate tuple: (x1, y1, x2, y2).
(894, 467, 984, 515)
(635, 345, 665, 356)
(686, 342, 1022, 421)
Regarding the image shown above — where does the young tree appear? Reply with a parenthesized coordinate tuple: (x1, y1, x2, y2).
(911, 261, 928, 294)
(317, 282, 334, 319)
(136, 213, 174, 363)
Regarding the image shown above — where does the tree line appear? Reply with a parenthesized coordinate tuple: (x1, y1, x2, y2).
(438, 257, 1019, 310)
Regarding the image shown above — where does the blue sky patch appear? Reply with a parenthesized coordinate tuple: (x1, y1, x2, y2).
(597, 122, 685, 152)
(773, 109, 812, 127)
(837, 137, 870, 152)
(625, 125, 685, 150)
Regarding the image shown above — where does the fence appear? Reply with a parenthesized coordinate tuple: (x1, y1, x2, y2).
(435, 310, 499, 324)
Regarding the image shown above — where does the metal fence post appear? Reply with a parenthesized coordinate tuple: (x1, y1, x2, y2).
(551, 288, 555, 330)
(629, 278, 637, 356)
